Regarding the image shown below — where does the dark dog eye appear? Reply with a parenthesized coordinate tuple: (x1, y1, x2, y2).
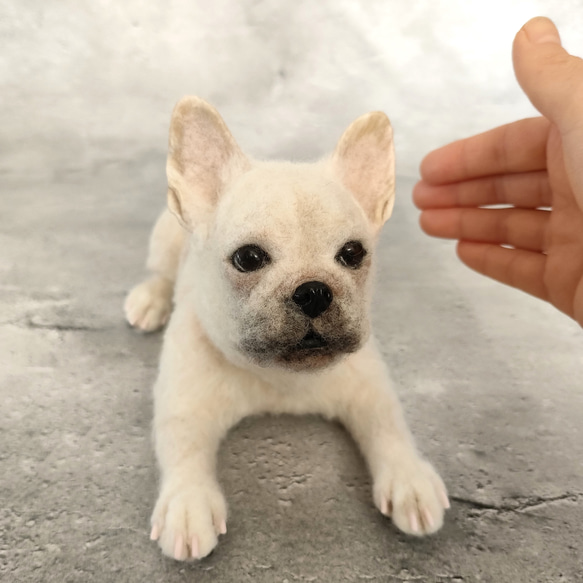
(336, 241, 367, 269)
(231, 245, 270, 273)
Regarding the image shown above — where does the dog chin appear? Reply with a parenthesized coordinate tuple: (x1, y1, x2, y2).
(240, 332, 363, 372)
(274, 348, 346, 372)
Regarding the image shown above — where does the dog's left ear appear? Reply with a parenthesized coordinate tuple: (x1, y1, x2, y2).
(332, 112, 395, 230)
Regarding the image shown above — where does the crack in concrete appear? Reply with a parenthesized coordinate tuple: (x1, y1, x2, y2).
(25, 320, 108, 332)
(2, 316, 111, 332)
(383, 574, 464, 582)
(451, 492, 583, 516)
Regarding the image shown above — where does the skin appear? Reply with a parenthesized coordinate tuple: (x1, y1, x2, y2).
(413, 17, 583, 328)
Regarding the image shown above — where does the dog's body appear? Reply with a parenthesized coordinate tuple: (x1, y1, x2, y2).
(125, 97, 449, 561)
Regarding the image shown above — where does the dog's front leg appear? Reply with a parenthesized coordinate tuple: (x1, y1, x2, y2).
(150, 310, 246, 561)
(330, 341, 450, 536)
(124, 209, 188, 332)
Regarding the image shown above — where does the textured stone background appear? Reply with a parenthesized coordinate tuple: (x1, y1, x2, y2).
(2, 1, 583, 582)
(2, 0, 583, 178)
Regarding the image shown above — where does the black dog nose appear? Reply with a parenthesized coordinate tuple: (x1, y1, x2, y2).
(292, 281, 333, 319)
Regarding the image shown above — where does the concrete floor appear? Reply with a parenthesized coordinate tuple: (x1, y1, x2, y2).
(1, 148, 583, 583)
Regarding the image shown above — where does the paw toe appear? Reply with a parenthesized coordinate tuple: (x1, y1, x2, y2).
(151, 483, 227, 562)
(375, 459, 448, 537)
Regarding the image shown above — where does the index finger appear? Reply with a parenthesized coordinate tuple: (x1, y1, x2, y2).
(420, 117, 550, 185)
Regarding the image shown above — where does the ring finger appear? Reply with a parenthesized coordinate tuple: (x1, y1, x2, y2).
(419, 207, 550, 252)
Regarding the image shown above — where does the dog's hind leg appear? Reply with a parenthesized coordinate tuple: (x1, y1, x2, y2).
(124, 208, 188, 332)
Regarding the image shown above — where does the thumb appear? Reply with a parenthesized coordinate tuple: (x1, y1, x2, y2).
(513, 17, 583, 131)
(513, 17, 583, 202)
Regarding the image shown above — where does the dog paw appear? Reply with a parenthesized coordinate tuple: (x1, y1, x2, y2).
(150, 481, 228, 561)
(124, 276, 173, 332)
(373, 457, 449, 536)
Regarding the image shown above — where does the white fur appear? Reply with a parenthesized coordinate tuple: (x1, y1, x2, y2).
(124, 97, 449, 561)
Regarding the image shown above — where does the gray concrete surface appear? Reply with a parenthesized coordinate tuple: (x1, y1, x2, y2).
(1, 147, 582, 583)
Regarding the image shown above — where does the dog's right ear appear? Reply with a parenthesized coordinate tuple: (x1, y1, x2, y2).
(166, 97, 250, 231)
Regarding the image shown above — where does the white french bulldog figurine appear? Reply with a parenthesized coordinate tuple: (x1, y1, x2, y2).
(124, 97, 449, 561)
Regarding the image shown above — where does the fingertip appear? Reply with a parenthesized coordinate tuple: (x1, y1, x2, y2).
(420, 141, 467, 184)
(456, 240, 481, 265)
(512, 17, 561, 72)
(456, 242, 549, 301)
(513, 17, 583, 130)
(412, 180, 426, 209)
(418, 210, 432, 235)
(521, 16, 561, 46)
(418, 209, 441, 236)
(456, 240, 480, 270)
(419, 150, 440, 182)
(414, 182, 460, 210)
(512, 25, 528, 65)
(419, 208, 460, 239)
(456, 241, 495, 279)
(513, 18, 561, 70)
(457, 240, 515, 280)
(418, 209, 448, 237)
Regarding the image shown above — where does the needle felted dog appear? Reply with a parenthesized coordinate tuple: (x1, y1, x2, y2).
(124, 97, 450, 561)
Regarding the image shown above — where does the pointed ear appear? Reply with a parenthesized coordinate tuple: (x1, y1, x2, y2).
(332, 112, 396, 230)
(165, 96, 250, 231)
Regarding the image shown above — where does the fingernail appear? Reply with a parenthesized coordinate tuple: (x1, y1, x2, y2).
(219, 520, 227, 535)
(174, 534, 184, 560)
(150, 524, 159, 541)
(523, 16, 561, 45)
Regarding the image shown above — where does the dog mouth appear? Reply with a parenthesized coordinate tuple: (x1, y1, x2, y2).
(239, 316, 363, 370)
(295, 328, 328, 350)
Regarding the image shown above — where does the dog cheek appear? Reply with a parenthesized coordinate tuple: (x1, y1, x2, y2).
(332, 273, 370, 330)
(226, 269, 264, 297)
(352, 259, 373, 293)
(237, 298, 303, 356)
(329, 302, 368, 350)
(350, 265, 373, 338)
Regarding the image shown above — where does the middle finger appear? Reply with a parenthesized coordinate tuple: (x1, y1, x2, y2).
(413, 171, 552, 210)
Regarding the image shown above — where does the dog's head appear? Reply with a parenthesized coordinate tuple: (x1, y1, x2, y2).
(167, 97, 395, 372)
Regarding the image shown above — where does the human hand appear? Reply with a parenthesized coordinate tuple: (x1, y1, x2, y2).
(413, 17, 583, 327)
